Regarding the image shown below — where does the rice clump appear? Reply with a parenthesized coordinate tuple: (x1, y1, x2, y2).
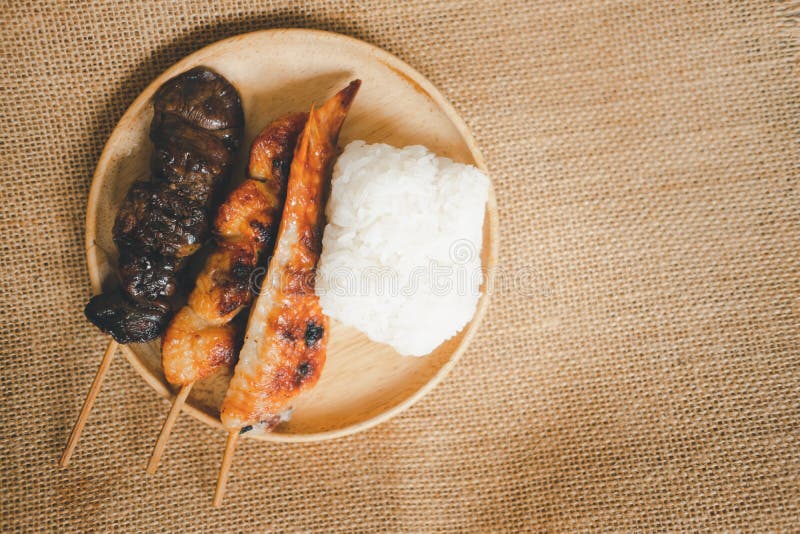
(316, 141, 489, 356)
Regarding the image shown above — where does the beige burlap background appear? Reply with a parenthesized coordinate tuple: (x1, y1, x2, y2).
(2, 1, 798, 531)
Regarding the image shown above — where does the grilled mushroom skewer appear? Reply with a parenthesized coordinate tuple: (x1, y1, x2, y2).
(61, 67, 243, 468)
(85, 66, 244, 343)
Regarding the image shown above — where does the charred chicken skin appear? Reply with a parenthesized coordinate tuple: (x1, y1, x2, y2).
(221, 80, 360, 433)
(161, 113, 308, 385)
(85, 67, 243, 343)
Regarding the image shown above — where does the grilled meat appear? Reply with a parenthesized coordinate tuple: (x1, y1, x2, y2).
(85, 67, 243, 344)
(221, 80, 360, 432)
(162, 113, 307, 385)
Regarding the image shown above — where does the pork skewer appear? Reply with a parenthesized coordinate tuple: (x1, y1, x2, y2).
(62, 67, 243, 467)
(214, 80, 360, 506)
(147, 113, 307, 473)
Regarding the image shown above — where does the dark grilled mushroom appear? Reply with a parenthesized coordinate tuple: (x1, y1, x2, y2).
(85, 67, 243, 344)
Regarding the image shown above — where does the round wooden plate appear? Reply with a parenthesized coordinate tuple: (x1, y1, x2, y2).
(86, 29, 498, 442)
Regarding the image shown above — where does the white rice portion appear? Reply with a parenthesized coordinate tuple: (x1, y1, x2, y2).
(316, 141, 489, 356)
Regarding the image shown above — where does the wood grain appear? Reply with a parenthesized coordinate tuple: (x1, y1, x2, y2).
(84, 29, 498, 442)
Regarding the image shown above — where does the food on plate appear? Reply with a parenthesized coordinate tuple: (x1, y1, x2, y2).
(315, 141, 489, 356)
(84, 67, 243, 343)
(220, 80, 360, 433)
(161, 112, 307, 386)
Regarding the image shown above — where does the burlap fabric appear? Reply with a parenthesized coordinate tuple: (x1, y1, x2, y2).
(2, 1, 798, 531)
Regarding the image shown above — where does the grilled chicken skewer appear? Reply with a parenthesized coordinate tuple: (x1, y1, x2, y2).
(147, 113, 307, 473)
(62, 68, 242, 468)
(214, 80, 360, 506)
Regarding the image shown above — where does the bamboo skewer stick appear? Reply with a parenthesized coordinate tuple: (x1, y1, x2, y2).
(213, 430, 239, 507)
(146, 382, 195, 474)
(59, 339, 119, 467)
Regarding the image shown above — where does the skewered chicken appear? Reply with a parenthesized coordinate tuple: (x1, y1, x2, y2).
(221, 80, 360, 433)
(161, 113, 308, 385)
(85, 67, 243, 343)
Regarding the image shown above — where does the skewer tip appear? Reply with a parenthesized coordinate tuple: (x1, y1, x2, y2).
(59, 339, 119, 468)
(146, 382, 194, 474)
(213, 430, 239, 507)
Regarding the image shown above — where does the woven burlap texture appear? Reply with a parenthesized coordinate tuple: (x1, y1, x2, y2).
(2, 1, 798, 531)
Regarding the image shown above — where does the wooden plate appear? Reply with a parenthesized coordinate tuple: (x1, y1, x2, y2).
(86, 29, 498, 442)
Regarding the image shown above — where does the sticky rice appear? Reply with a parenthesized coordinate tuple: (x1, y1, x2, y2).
(316, 141, 489, 356)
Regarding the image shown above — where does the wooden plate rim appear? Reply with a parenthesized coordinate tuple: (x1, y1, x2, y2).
(85, 28, 499, 443)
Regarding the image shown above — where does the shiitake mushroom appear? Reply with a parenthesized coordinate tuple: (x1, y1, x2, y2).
(85, 67, 243, 344)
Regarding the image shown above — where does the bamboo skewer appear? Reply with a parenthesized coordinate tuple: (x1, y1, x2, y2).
(146, 382, 195, 474)
(213, 430, 239, 507)
(59, 339, 119, 467)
